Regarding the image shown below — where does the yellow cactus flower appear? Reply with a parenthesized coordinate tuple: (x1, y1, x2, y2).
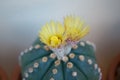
(39, 21, 65, 48)
(64, 16, 89, 44)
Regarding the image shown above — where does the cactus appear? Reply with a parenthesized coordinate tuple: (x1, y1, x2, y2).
(19, 38, 101, 80)
(19, 15, 102, 80)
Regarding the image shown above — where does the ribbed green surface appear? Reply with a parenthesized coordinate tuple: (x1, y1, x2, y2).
(20, 38, 100, 80)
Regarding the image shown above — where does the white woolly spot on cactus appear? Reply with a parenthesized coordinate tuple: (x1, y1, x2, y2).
(55, 60, 61, 66)
(29, 46, 33, 51)
(79, 55, 85, 61)
(86, 41, 92, 45)
(24, 72, 29, 78)
(88, 59, 92, 65)
(35, 44, 40, 49)
(33, 62, 39, 68)
(67, 62, 73, 69)
(42, 57, 48, 62)
(80, 42, 85, 47)
(52, 69, 58, 74)
(62, 56, 69, 62)
(72, 44, 78, 49)
(98, 68, 101, 73)
(72, 72, 77, 77)
(50, 53, 56, 59)
(94, 64, 98, 69)
(69, 53, 75, 59)
(28, 67, 33, 73)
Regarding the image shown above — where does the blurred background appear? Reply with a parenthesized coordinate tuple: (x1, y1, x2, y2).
(0, 0, 120, 80)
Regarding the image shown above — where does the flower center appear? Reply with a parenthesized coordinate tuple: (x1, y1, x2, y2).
(50, 36, 61, 47)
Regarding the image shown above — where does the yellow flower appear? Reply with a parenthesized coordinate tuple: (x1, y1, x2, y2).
(64, 16, 89, 43)
(39, 21, 65, 48)
(39, 15, 89, 48)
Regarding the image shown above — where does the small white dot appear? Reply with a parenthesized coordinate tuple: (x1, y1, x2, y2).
(29, 46, 33, 51)
(62, 56, 68, 62)
(67, 62, 73, 68)
(24, 73, 29, 78)
(98, 68, 101, 73)
(80, 42, 85, 47)
(94, 64, 98, 69)
(69, 53, 75, 59)
(50, 53, 56, 59)
(79, 55, 85, 61)
(34, 62, 39, 68)
(72, 45, 78, 49)
(55, 60, 60, 66)
(72, 72, 77, 77)
(28, 67, 33, 73)
(88, 59, 92, 65)
(35, 44, 40, 49)
(86, 41, 92, 45)
(42, 57, 48, 62)
(52, 69, 58, 74)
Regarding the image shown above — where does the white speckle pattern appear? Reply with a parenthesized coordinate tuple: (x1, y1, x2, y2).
(72, 72, 77, 77)
(33, 62, 39, 68)
(88, 59, 92, 65)
(80, 42, 85, 47)
(79, 55, 85, 61)
(28, 67, 33, 73)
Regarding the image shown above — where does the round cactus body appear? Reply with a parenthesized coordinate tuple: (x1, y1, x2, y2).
(19, 38, 102, 80)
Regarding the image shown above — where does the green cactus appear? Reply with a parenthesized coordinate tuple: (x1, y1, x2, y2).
(20, 38, 101, 80)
